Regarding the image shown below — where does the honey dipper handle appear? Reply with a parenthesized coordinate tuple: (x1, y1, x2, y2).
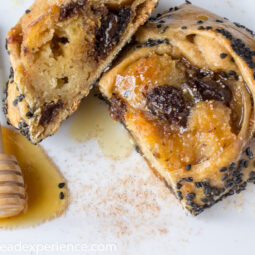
(0, 125, 4, 154)
(0, 126, 26, 218)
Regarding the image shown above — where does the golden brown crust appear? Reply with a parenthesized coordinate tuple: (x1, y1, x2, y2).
(99, 3, 255, 215)
(5, 0, 158, 143)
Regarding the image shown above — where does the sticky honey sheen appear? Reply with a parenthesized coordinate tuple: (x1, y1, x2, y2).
(69, 92, 134, 160)
(0, 127, 68, 229)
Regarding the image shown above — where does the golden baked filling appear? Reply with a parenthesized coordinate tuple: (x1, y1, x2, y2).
(99, 3, 255, 215)
(4, 0, 158, 144)
(111, 55, 240, 168)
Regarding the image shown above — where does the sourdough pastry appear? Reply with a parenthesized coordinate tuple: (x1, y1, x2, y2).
(99, 3, 255, 215)
(4, 0, 158, 144)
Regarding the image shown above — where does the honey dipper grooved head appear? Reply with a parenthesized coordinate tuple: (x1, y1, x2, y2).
(0, 154, 26, 218)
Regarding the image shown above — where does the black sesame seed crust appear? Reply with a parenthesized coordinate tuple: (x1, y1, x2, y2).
(233, 22, 255, 37)
(3, 76, 33, 143)
(214, 28, 255, 72)
(176, 182, 182, 189)
(220, 167, 227, 172)
(146, 3, 255, 79)
(246, 147, 253, 159)
(25, 111, 34, 119)
(195, 182, 203, 188)
(13, 94, 25, 106)
(221, 174, 228, 181)
(220, 53, 228, 59)
(9, 67, 14, 83)
(185, 164, 192, 171)
(2, 81, 9, 118)
(18, 119, 31, 142)
(205, 26, 212, 31)
(134, 38, 169, 50)
(13, 99, 18, 107)
(198, 26, 205, 30)
(177, 191, 183, 200)
(59, 192, 65, 200)
(58, 182, 65, 189)
(175, 146, 255, 215)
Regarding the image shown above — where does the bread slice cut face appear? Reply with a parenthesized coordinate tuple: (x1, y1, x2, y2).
(5, 0, 158, 144)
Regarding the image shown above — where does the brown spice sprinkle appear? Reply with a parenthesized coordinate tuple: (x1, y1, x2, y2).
(62, 146, 202, 243)
(70, 166, 190, 238)
(61, 145, 199, 240)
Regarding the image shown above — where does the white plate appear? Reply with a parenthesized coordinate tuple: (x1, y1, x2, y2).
(0, 0, 255, 254)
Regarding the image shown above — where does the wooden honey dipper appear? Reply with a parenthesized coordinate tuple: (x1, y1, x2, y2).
(0, 126, 26, 218)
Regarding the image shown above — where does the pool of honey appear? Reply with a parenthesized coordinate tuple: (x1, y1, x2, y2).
(0, 127, 68, 229)
(69, 92, 134, 160)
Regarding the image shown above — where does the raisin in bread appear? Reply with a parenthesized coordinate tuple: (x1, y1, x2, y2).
(4, 0, 158, 143)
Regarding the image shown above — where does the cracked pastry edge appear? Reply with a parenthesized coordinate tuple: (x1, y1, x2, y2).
(4, 0, 158, 144)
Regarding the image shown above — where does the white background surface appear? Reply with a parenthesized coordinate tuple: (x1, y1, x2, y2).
(1, 0, 255, 254)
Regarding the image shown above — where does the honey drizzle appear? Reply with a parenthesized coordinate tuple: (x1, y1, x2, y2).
(0, 127, 68, 229)
(69, 92, 134, 160)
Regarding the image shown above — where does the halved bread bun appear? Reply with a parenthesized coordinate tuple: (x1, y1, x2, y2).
(4, 0, 158, 144)
(99, 3, 255, 215)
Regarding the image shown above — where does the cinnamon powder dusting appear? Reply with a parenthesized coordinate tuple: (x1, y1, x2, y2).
(63, 149, 201, 243)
